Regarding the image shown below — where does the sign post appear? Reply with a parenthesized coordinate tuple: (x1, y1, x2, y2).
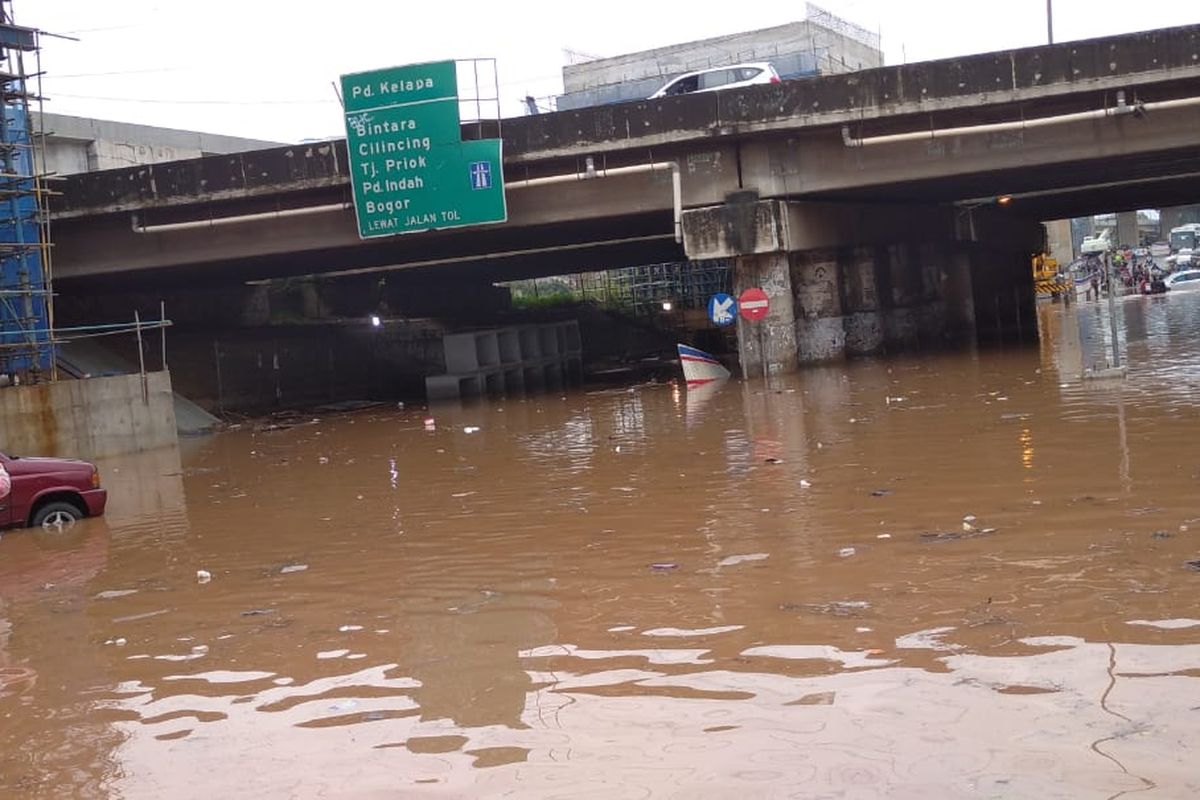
(738, 287, 771, 381)
(341, 61, 507, 239)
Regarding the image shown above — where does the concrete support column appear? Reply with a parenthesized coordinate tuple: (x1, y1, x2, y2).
(1116, 210, 1139, 248)
(916, 242, 949, 345)
(790, 249, 845, 364)
(972, 249, 1004, 342)
(840, 246, 884, 355)
(883, 243, 921, 350)
(1159, 206, 1184, 239)
(943, 246, 976, 344)
(971, 248, 1038, 343)
(732, 252, 798, 376)
(1044, 219, 1074, 263)
(1011, 251, 1039, 341)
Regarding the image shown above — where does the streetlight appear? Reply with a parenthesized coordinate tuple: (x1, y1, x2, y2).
(1046, 0, 1054, 44)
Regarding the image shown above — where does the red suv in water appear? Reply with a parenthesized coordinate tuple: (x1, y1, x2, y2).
(0, 451, 108, 531)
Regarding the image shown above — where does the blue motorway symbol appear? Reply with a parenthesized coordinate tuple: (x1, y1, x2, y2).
(708, 293, 737, 326)
(469, 160, 492, 190)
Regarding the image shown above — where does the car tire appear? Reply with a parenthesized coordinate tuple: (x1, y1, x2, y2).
(31, 501, 84, 531)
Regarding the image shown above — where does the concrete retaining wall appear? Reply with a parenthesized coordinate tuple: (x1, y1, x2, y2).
(0, 372, 178, 459)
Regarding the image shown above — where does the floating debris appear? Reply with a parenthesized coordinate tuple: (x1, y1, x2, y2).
(717, 553, 769, 568)
(921, 528, 997, 542)
(781, 600, 870, 617)
(95, 589, 138, 600)
(316, 649, 350, 660)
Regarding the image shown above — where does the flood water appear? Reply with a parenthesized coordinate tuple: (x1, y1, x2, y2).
(3, 295, 1200, 799)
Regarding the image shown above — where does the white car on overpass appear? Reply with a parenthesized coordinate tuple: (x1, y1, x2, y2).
(649, 63, 780, 99)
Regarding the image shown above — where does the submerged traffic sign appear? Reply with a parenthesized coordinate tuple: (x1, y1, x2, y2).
(738, 287, 770, 321)
(708, 293, 737, 326)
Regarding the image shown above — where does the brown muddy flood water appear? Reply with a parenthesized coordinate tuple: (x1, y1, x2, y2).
(3, 297, 1200, 798)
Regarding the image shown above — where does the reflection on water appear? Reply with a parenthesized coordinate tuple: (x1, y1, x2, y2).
(2, 296, 1200, 797)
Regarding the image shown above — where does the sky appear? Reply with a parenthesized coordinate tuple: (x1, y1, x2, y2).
(24, 0, 1200, 144)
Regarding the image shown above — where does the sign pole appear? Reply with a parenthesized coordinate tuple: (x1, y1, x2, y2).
(736, 287, 771, 381)
(758, 322, 768, 382)
(1104, 250, 1121, 368)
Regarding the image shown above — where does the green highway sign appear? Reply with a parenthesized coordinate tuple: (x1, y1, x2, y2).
(341, 61, 507, 239)
(342, 61, 458, 113)
(354, 139, 506, 237)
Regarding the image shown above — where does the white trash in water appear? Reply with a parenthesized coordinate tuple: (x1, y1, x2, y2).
(196, 570, 212, 584)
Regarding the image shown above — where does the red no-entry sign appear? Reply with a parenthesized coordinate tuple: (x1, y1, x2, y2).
(738, 287, 770, 321)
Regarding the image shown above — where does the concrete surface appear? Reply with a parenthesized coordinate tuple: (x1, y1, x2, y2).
(36, 111, 281, 176)
(55, 339, 219, 435)
(0, 372, 178, 459)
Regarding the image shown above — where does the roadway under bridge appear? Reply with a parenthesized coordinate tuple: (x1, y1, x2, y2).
(48, 24, 1200, 384)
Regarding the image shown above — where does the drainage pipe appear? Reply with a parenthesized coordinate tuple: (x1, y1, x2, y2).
(841, 94, 1200, 148)
(131, 160, 684, 243)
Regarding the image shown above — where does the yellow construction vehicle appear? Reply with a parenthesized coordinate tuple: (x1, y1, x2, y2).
(1033, 253, 1070, 299)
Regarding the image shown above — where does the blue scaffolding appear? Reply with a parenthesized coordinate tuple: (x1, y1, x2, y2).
(0, 4, 51, 381)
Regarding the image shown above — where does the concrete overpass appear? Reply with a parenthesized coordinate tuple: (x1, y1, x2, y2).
(51, 24, 1200, 372)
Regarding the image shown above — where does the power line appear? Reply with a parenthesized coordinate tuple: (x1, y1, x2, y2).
(52, 67, 189, 78)
(50, 92, 338, 106)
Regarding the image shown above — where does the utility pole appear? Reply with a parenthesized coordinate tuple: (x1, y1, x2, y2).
(1046, 0, 1054, 44)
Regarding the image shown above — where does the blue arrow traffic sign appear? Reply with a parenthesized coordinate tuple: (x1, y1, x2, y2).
(708, 293, 737, 326)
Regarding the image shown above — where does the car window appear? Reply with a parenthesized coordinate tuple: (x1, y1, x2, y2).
(1180, 272, 1200, 282)
(734, 67, 764, 81)
(699, 69, 738, 90)
(663, 74, 699, 96)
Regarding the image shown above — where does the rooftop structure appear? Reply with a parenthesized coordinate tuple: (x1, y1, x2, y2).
(556, 3, 882, 110)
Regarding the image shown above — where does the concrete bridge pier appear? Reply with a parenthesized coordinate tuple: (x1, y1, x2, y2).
(1117, 210, 1140, 248)
(841, 246, 884, 357)
(790, 249, 845, 364)
(731, 252, 799, 376)
(970, 247, 1038, 344)
(683, 197, 1039, 375)
(883, 243, 922, 350)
